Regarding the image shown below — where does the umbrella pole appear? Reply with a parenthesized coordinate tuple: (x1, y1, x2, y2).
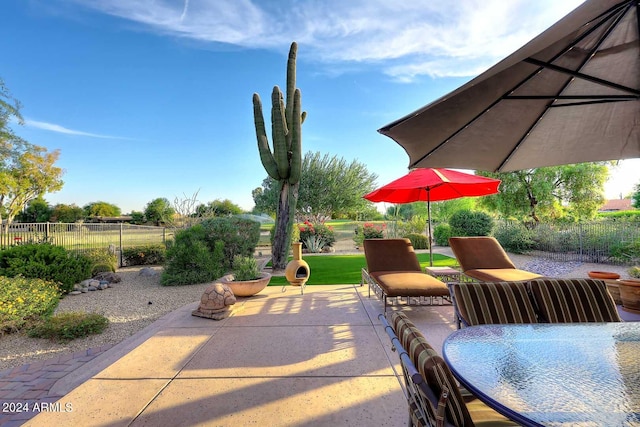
(427, 190, 433, 266)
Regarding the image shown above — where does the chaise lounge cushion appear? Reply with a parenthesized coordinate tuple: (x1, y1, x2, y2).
(449, 236, 543, 282)
(370, 271, 450, 298)
(463, 268, 543, 282)
(451, 281, 539, 326)
(528, 278, 622, 323)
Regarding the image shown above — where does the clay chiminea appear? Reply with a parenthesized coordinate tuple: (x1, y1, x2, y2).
(285, 242, 310, 287)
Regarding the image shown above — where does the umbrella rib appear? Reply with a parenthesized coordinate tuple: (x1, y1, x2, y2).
(409, 1, 633, 170)
(496, 2, 633, 172)
(522, 58, 640, 96)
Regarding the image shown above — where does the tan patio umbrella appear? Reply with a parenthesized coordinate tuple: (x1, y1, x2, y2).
(378, 0, 640, 172)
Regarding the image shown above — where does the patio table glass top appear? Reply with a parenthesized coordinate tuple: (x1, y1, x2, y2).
(443, 323, 640, 427)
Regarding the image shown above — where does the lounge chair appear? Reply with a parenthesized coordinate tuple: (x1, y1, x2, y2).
(362, 238, 449, 312)
(448, 236, 542, 282)
(380, 312, 518, 426)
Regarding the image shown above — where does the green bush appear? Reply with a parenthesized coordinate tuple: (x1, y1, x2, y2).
(610, 239, 640, 264)
(492, 222, 535, 254)
(404, 233, 428, 249)
(0, 244, 92, 294)
(122, 244, 166, 266)
(449, 210, 494, 237)
(83, 248, 117, 276)
(433, 224, 453, 246)
(396, 216, 427, 237)
(628, 266, 640, 278)
(161, 226, 226, 286)
(28, 311, 109, 341)
(0, 276, 60, 334)
(201, 217, 261, 270)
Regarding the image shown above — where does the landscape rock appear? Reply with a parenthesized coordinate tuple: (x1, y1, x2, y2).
(93, 272, 122, 283)
(69, 291, 82, 295)
(139, 267, 159, 277)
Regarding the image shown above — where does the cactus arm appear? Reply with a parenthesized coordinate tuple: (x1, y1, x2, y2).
(253, 93, 280, 179)
(289, 89, 302, 184)
(285, 42, 297, 133)
(271, 87, 290, 179)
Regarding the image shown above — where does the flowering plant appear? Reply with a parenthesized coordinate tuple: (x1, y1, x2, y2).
(298, 221, 335, 252)
(354, 222, 386, 247)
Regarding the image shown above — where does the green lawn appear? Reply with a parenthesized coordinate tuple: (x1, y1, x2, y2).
(268, 252, 456, 286)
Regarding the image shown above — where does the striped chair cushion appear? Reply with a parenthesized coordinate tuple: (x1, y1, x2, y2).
(451, 281, 539, 326)
(391, 312, 473, 426)
(528, 278, 622, 323)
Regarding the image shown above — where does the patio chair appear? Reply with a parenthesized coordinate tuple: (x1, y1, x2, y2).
(528, 278, 622, 323)
(362, 238, 450, 313)
(381, 312, 518, 426)
(448, 237, 543, 282)
(449, 281, 539, 328)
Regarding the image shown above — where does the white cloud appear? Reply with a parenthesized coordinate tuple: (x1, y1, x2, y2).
(24, 119, 130, 139)
(69, 0, 586, 81)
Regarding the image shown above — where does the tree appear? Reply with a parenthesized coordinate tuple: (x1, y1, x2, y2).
(252, 42, 305, 271)
(478, 163, 610, 222)
(83, 201, 121, 218)
(253, 151, 379, 221)
(0, 80, 64, 229)
(194, 199, 243, 217)
(17, 197, 52, 222)
(50, 203, 84, 223)
(144, 197, 175, 226)
(632, 182, 640, 209)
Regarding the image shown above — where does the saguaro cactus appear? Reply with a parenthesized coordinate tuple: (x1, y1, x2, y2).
(253, 42, 306, 270)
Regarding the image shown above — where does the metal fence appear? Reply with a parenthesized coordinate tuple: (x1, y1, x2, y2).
(0, 223, 171, 266)
(495, 220, 640, 265)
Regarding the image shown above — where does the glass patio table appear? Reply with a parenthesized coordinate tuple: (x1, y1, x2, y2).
(443, 323, 640, 427)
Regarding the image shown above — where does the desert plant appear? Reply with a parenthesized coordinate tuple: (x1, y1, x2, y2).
(492, 221, 535, 254)
(200, 217, 261, 270)
(0, 276, 60, 334)
(84, 247, 117, 275)
(161, 226, 226, 286)
(404, 233, 428, 250)
(232, 255, 261, 281)
(253, 41, 306, 270)
(628, 266, 640, 278)
(122, 244, 166, 266)
(0, 244, 92, 294)
(299, 221, 335, 251)
(449, 210, 494, 237)
(28, 311, 109, 341)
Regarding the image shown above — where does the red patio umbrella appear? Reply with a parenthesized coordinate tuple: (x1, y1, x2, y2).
(363, 168, 501, 265)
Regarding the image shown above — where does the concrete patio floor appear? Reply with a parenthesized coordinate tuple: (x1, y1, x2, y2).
(24, 284, 457, 426)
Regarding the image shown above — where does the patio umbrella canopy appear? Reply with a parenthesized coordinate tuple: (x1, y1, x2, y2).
(378, 0, 640, 172)
(363, 168, 500, 265)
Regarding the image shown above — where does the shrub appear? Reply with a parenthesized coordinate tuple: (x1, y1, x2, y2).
(396, 216, 427, 237)
(232, 255, 261, 281)
(299, 221, 336, 251)
(0, 276, 60, 334)
(628, 266, 640, 278)
(201, 217, 261, 270)
(492, 222, 535, 254)
(161, 226, 226, 286)
(404, 233, 428, 249)
(122, 244, 166, 266)
(28, 311, 109, 341)
(433, 224, 452, 246)
(83, 248, 117, 276)
(0, 244, 92, 294)
(449, 210, 494, 237)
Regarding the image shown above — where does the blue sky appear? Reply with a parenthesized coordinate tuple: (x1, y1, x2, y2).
(3, 0, 639, 214)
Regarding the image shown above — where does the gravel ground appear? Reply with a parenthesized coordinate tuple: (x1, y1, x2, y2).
(0, 266, 213, 372)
